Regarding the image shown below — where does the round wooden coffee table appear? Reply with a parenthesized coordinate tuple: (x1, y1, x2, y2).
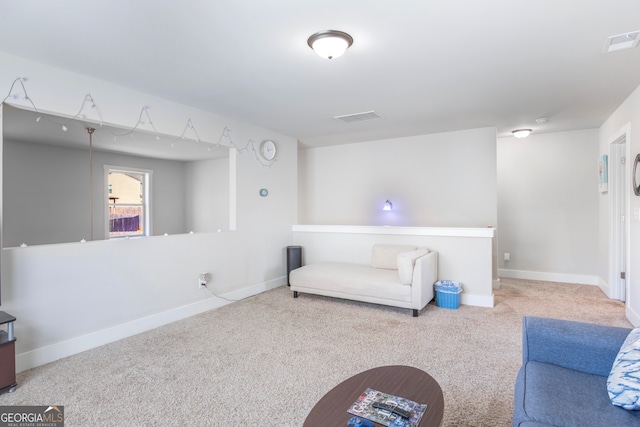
(304, 365, 444, 427)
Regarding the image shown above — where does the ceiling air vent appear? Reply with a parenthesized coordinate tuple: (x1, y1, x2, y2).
(604, 30, 640, 53)
(334, 111, 382, 123)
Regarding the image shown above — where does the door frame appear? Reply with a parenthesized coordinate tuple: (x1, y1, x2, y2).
(609, 123, 631, 301)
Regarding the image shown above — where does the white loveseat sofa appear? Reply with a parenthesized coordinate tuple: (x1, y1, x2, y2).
(290, 244, 438, 316)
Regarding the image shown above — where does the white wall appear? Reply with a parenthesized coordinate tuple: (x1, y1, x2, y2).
(0, 52, 298, 370)
(599, 84, 640, 325)
(3, 140, 92, 246)
(497, 129, 600, 283)
(185, 157, 229, 233)
(298, 127, 498, 228)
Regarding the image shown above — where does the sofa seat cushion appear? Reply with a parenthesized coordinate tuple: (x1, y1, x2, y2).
(517, 361, 640, 427)
(290, 263, 411, 302)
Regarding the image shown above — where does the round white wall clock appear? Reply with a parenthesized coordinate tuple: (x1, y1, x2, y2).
(260, 140, 277, 161)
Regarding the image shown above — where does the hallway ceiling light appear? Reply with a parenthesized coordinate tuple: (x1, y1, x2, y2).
(307, 30, 353, 59)
(512, 129, 532, 138)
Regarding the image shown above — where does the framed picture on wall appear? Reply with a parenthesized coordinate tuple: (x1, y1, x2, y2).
(599, 154, 608, 193)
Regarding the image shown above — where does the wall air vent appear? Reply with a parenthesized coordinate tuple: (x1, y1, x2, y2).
(604, 30, 640, 53)
(334, 111, 382, 123)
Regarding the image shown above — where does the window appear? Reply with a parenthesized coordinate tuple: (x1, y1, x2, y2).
(105, 166, 152, 239)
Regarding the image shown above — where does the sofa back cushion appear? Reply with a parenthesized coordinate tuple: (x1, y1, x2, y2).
(371, 244, 416, 270)
(397, 248, 430, 284)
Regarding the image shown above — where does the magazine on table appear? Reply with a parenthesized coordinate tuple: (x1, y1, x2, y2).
(347, 387, 427, 427)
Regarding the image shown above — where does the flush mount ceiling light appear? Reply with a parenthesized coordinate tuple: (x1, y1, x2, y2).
(307, 30, 353, 59)
(383, 200, 393, 211)
(512, 129, 532, 139)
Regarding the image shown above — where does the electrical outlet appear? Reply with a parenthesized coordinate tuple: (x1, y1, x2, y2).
(198, 272, 210, 288)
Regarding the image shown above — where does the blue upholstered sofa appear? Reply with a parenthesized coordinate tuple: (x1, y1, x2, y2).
(513, 316, 640, 426)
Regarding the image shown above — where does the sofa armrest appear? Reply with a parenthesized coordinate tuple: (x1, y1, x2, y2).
(522, 316, 631, 377)
(411, 251, 438, 310)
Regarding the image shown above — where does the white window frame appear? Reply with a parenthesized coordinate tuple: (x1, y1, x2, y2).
(104, 165, 153, 239)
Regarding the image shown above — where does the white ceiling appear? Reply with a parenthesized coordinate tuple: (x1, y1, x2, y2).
(1, 1, 639, 147)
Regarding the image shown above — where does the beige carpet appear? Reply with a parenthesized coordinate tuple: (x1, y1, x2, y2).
(0, 278, 632, 426)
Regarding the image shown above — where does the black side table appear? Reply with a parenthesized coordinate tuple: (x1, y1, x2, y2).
(0, 311, 16, 394)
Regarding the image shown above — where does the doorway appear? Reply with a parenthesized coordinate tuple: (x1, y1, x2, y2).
(609, 124, 631, 301)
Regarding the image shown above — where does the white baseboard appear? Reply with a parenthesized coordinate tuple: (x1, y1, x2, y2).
(16, 277, 286, 373)
(498, 269, 598, 286)
(626, 305, 640, 327)
(461, 293, 494, 308)
(596, 276, 611, 298)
